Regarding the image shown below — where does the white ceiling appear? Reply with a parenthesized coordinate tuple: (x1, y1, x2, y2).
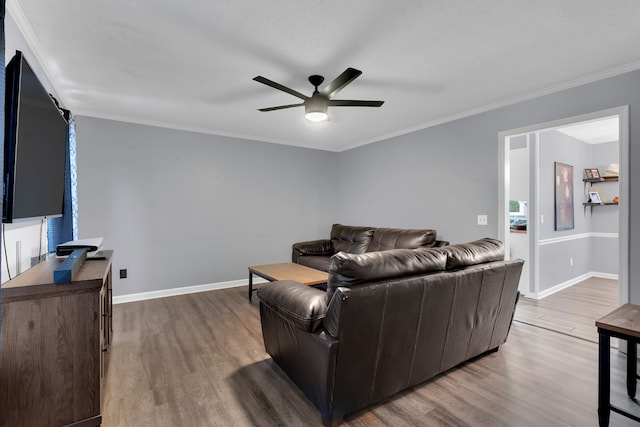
(8, 0, 640, 152)
(556, 116, 619, 144)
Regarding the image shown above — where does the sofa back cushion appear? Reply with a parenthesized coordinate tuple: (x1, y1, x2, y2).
(326, 248, 447, 301)
(296, 255, 333, 273)
(330, 224, 374, 255)
(366, 227, 437, 252)
(439, 237, 504, 270)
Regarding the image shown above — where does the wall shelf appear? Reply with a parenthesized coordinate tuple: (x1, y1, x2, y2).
(583, 202, 618, 206)
(583, 177, 619, 184)
(583, 176, 619, 214)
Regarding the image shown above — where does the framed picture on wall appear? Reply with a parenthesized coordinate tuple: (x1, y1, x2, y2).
(554, 162, 574, 231)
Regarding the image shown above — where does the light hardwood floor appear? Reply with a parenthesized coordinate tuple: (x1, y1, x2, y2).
(103, 285, 638, 426)
(515, 277, 619, 343)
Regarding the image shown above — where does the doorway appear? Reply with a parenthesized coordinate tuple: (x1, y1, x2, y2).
(498, 106, 629, 339)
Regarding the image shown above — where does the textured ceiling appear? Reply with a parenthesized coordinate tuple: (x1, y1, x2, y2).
(8, 0, 640, 151)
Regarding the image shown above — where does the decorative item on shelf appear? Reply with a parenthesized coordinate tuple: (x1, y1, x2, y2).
(613, 196, 619, 204)
(589, 191, 603, 204)
(603, 163, 619, 180)
(584, 169, 593, 179)
(591, 184, 607, 202)
(590, 168, 601, 179)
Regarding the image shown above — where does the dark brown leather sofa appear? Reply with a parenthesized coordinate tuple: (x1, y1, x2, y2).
(258, 238, 523, 426)
(292, 223, 449, 272)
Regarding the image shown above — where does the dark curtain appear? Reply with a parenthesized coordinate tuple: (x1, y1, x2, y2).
(47, 112, 77, 251)
(1, 0, 7, 365)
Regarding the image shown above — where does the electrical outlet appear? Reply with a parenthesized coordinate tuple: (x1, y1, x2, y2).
(540, 214, 544, 224)
(120, 269, 127, 279)
(477, 215, 488, 225)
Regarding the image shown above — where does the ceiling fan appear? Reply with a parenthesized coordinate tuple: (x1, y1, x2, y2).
(253, 67, 384, 122)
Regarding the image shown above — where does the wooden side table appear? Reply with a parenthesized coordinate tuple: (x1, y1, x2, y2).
(596, 303, 640, 426)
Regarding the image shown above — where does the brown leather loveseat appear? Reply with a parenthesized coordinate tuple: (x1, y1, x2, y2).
(258, 238, 523, 426)
(292, 223, 449, 272)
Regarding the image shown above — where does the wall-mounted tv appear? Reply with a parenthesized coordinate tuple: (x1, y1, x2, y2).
(3, 50, 68, 223)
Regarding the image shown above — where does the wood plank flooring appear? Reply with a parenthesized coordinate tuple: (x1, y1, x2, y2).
(102, 284, 638, 426)
(515, 277, 619, 343)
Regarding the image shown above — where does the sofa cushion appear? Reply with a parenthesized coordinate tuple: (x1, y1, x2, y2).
(330, 224, 374, 255)
(366, 227, 437, 252)
(326, 248, 447, 301)
(440, 238, 504, 270)
(292, 239, 332, 256)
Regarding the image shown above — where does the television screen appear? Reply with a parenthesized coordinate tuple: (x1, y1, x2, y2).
(3, 51, 68, 223)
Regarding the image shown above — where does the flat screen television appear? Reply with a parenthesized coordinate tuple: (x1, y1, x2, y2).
(3, 50, 68, 223)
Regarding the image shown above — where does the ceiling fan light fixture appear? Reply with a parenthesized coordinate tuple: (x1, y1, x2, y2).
(304, 95, 329, 122)
(305, 110, 329, 122)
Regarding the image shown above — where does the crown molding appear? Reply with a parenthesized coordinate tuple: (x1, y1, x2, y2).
(339, 61, 640, 152)
(6, 0, 70, 109)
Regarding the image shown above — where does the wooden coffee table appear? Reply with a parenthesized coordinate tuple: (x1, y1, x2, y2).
(247, 262, 328, 302)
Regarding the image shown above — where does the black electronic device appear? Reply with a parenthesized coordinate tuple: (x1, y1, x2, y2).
(56, 238, 104, 258)
(3, 50, 68, 223)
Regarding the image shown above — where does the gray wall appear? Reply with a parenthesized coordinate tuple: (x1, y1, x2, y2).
(76, 117, 338, 296)
(538, 131, 591, 292)
(538, 133, 618, 292)
(588, 141, 619, 277)
(538, 130, 590, 240)
(335, 119, 498, 243)
(335, 69, 640, 303)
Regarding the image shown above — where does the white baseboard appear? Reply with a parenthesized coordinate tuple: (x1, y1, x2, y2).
(113, 270, 619, 304)
(113, 277, 268, 305)
(528, 271, 619, 300)
(591, 272, 619, 280)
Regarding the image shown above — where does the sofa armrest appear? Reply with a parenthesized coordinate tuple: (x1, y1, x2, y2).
(257, 280, 328, 332)
(434, 240, 450, 247)
(292, 239, 332, 263)
(324, 287, 349, 338)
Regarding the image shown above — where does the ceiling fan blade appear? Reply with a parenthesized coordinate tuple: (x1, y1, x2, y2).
(258, 103, 304, 112)
(328, 100, 384, 107)
(320, 68, 362, 98)
(253, 76, 308, 100)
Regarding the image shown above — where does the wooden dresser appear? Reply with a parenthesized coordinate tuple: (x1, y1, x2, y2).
(0, 251, 113, 427)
